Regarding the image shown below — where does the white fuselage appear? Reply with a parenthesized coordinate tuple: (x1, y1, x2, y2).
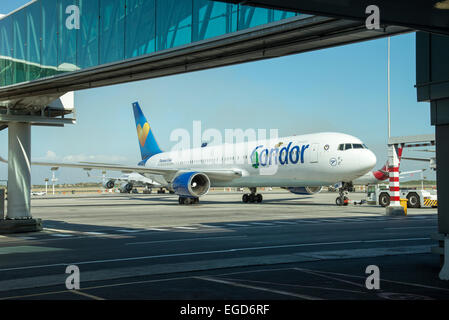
(143, 132, 376, 188)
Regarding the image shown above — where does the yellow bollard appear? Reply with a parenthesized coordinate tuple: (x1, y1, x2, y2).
(400, 198, 408, 215)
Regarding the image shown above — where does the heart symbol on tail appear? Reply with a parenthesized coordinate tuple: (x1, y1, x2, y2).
(137, 123, 150, 147)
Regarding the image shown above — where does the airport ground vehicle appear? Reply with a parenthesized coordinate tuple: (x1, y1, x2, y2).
(366, 184, 438, 208)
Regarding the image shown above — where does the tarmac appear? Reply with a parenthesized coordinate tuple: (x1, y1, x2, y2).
(0, 190, 447, 300)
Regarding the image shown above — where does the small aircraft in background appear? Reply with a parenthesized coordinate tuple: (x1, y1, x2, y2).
(102, 172, 168, 194)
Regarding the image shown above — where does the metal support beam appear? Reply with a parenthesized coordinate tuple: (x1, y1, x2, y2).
(216, 0, 449, 36)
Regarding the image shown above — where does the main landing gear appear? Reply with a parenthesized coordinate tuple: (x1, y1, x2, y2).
(336, 182, 354, 206)
(178, 196, 199, 205)
(242, 187, 263, 203)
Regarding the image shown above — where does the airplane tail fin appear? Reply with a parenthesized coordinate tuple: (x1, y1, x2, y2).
(132, 102, 162, 164)
(373, 146, 403, 181)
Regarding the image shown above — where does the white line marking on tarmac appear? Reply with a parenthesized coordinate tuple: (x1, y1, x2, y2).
(0, 237, 430, 273)
(297, 220, 321, 224)
(145, 228, 169, 231)
(70, 290, 105, 300)
(274, 221, 297, 225)
(173, 226, 197, 230)
(50, 234, 73, 237)
(226, 223, 249, 227)
(409, 216, 436, 219)
(384, 226, 437, 230)
(293, 267, 449, 293)
(251, 222, 273, 226)
(293, 268, 366, 289)
(126, 235, 247, 246)
(195, 276, 321, 300)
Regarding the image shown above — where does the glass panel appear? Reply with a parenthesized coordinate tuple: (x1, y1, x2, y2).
(99, 0, 125, 64)
(13, 8, 27, 84)
(353, 144, 364, 149)
(78, 0, 99, 68)
(41, 0, 59, 78)
(156, 0, 192, 51)
(59, 0, 78, 72)
(273, 9, 297, 22)
(0, 0, 298, 87)
(193, 0, 237, 42)
(125, 0, 155, 59)
(26, 1, 42, 81)
(0, 17, 13, 86)
(345, 144, 352, 150)
(238, 5, 272, 30)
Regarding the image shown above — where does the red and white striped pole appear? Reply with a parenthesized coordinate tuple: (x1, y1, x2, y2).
(387, 144, 405, 215)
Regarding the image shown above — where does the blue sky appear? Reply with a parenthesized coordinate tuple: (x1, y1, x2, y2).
(0, 1, 434, 184)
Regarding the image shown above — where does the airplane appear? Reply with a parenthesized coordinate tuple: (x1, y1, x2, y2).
(352, 146, 404, 185)
(31, 191, 46, 196)
(0, 102, 377, 205)
(102, 172, 166, 194)
(353, 146, 430, 185)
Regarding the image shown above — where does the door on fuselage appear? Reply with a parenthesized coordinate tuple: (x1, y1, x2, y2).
(310, 143, 319, 163)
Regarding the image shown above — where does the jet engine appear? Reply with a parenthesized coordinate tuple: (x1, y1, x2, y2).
(172, 172, 210, 198)
(103, 180, 115, 189)
(287, 186, 323, 195)
(119, 182, 133, 193)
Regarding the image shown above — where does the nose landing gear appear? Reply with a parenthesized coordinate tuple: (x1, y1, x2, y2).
(242, 187, 263, 203)
(336, 182, 353, 206)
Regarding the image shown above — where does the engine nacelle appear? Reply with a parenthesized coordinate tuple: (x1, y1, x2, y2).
(172, 172, 210, 198)
(103, 180, 115, 189)
(119, 182, 133, 193)
(287, 186, 323, 195)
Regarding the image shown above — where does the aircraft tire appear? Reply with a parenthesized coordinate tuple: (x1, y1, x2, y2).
(336, 197, 342, 206)
(249, 194, 256, 203)
(242, 194, 249, 203)
(256, 194, 263, 203)
(179, 197, 185, 204)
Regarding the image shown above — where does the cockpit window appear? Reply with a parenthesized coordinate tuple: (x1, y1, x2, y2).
(338, 143, 367, 151)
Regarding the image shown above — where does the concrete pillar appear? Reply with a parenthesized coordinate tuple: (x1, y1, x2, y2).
(6, 122, 31, 219)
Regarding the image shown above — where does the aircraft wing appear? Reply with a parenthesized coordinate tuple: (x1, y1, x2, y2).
(401, 157, 431, 162)
(0, 157, 242, 183)
(399, 169, 425, 177)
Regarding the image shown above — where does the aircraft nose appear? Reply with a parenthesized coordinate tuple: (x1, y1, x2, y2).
(361, 149, 377, 172)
